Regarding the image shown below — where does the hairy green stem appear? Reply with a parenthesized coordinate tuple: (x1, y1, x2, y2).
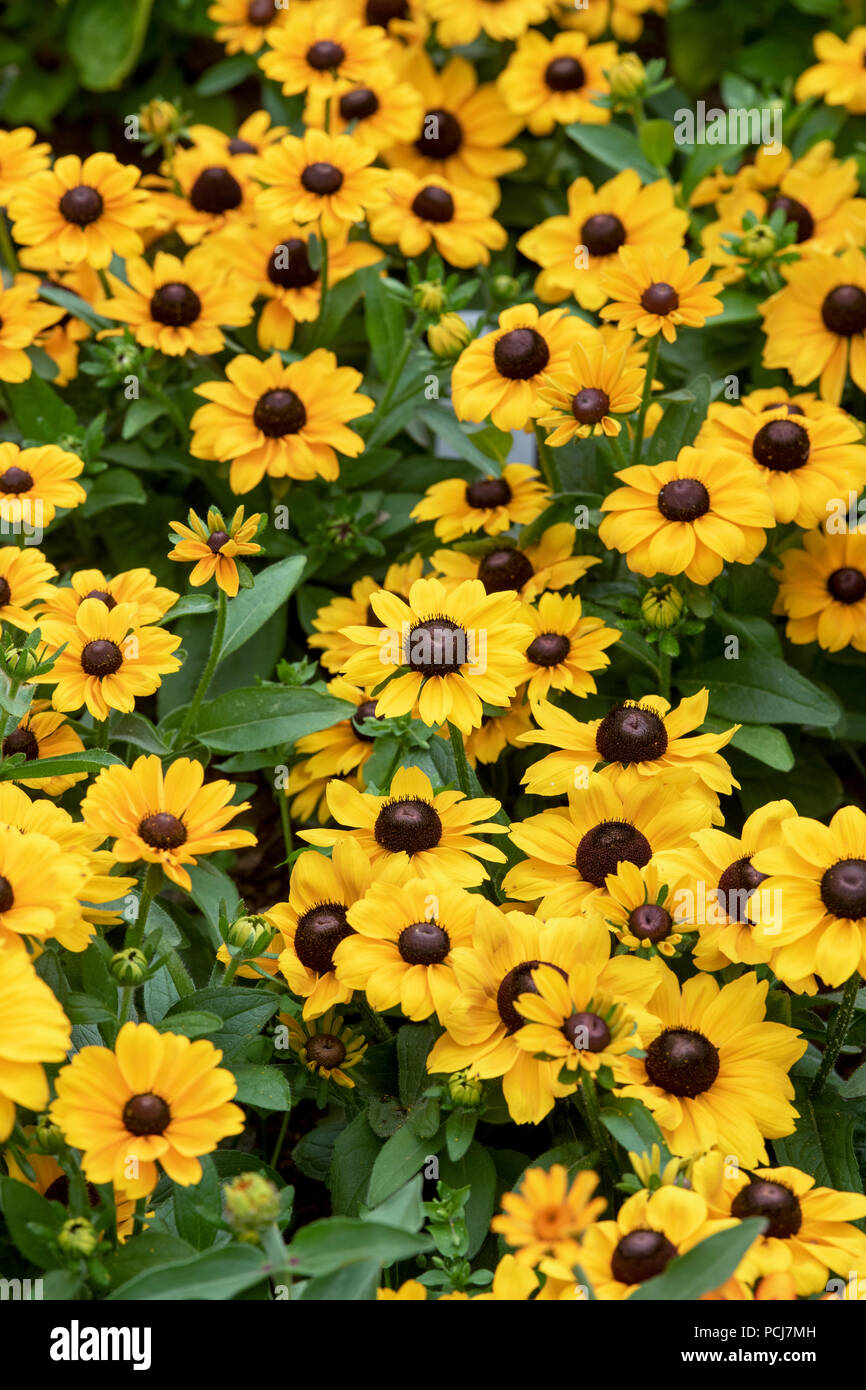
(631, 335, 659, 465)
(173, 587, 227, 749)
(810, 973, 860, 1099)
(449, 720, 472, 797)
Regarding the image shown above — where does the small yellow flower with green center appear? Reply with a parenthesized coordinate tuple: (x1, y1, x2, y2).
(739, 223, 779, 262)
(629, 1143, 689, 1191)
(414, 280, 447, 315)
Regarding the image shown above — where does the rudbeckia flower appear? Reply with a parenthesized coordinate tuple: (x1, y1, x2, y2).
(411, 463, 549, 542)
(432, 523, 600, 602)
(599, 859, 689, 958)
(0, 442, 85, 527)
(616, 966, 806, 1167)
(0, 126, 51, 203)
(516, 592, 621, 704)
(39, 565, 178, 627)
(795, 26, 866, 114)
(80, 754, 256, 892)
(95, 247, 255, 357)
(0, 545, 57, 631)
(341, 575, 532, 733)
(2, 701, 87, 796)
(600, 246, 724, 341)
(451, 304, 591, 430)
(207, 0, 288, 55)
(51, 1021, 244, 1198)
(148, 143, 257, 245)
(169, 505, 262, 597)
(40, 599, 182, 722)
(368, 171, 507, 268)
(425, 0, 554, 47)
(190, 350, 373, 493)
(498, 30, 616, 135)
(579, 1186, 736, 1299)
(759, 248, 866, 404)
(37, 265, 100, 386)
(492, 1165, 606, 1268)
(774, 526, 866, 653)
(514, 961, 648, 1081)
(463, 693, 534, 766)
(282, 1009, 367, 1089)
(0, 274, 64, 382)
(8, 153, 152, 270)
(537, 333, 645, 442)
(300, 765, 507, 888)
(255, 130, 390, 239)
(308, 557, 424, 673)
(557, 0, 664, 44)
(0, 942, 70, 1140)
(0, 824, 86, 950)
(187, 110, 287, 167)
(258, 5, 394, 98)
(599, 445, 775, 583)
(305, 73, 424, 152)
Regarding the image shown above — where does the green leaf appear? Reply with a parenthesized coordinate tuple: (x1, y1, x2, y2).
(192, 686, 354, 753)
(417, 405, 506, 475)
(287, 1217, 432, 1276)
(679, 656, 841, 728)
(106, 1244, 268, 1300)
(63, 991, 116, 1024)
(67, 0, 154, 90)
(726, 722, 794, 771)
(165, 987, 278, 1061)
(445, 1109, 477, 1162)
(172, 1155, 221, 1250)
(397, 1023, 434, 1107)
(329, 1113, 381, 1216)
(154, 1010, 223, 1039)
(773, 1076, 863, 1194)
(297, 1261, 379, 1300)
(221, 557, 306, 659)
(639, 119, 675, 168)
(438, 1142, 496, 1259)
(230, 1064, 293, 1112)
(361, 1175, 425, 1233)
(367, 1122, 441, 1209)
(599, 1096, 664, 1156)
(362, 268, 406, 378)
(104, 1232, 197, 1289)
(628, 1219, 766, 1300)
(715, 289, 761, 325)
(0, 1178, 66, 1269)
(566, 122, 660, 183)
(8, 374, 77, 442)
(81, 468, 147, 518)
(293, 1121, 346, 1182)
(195, 53, 257, 96)
(644, 375, 711, 465)
(0, 748, 124, 782)
(37, 283, 108, 333)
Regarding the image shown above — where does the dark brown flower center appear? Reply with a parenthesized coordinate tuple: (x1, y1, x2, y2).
(305, 1033, 346, 1069)
(595, 704, 668, 764)
(545, 56, 586, 92)
(83, 588, 116, 608)
(571, 387, 610, 425)
(731, 1179, 802, 1238)
(645, 1028, 720, 1097)
(628, 903, 672, 942)
(0, 577, 10, 608)
(717, 855, 766, 923)
(268, 238, 318, 289)
(253, 388, 307, 437)
(406, 617, 468, 676)
(761, 401, 805, 416)
(0, 875, 13, 913)
(2, 727, 38, 762)
(657, 478, 710, 522)
(307, 40, 345, 70)
(466, 476, 512, 509)
(820, 858, 866, 919)
(752, 418, 810, 472)
(398, 920, 451, 965)
(366, 0, 409, 22)
(351, 699, 384, 740)
(411, 186, 455, 223)
(493, 327, 550, 380)
(138, 812, 188, 850)
(575, 820, 652, 888)
(150, 282, 202, 327)
(295, 903, 353, 973)
(44, 1175, 100, 1208)
(190, 166, 243, 214)
(229, 137, 258, 155)
(123, 1092, 171, 1136)
(374, 798, 442, 854)
(0, 466, 33, 494)
(611, 1229, 677, 1285)
(301, 162, 344, 195)
(581, 213, 626, 257)
(340, 87, 380, 122)
(641, 281, 679, 315)
(527, 631, 570, 667)
(80, 639, 123, 677)
(59, 185, 103, 226)
(497, 959, 567, 1033)
(828, 567, 866, 604)
(563, 1010, 610, 1051)
(415, 108, 463, 159)
(767, 195, 814, 244)
(207, 530, 231, 554)
(478, 547, 534, 594)
(247, 0, 277, 22)
(821, 284, 866, 337)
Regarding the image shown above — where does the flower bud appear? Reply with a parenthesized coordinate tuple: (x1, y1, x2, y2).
(6, 647, 43, 680)
(739, 223, 778, 261)
(223, 1172, 281, 1239)
(413, 280, 446, 314)
(58, 1217, 99, 1258)
(427, 312, 472, 359)
(609, 54, 646, 100)
(227, 914, 274, 955)
(110, 947, 148, 986)
(490, 274, 521, 303)
(447, 1070, 483, 1109)
(641, 584, 684, 630)
(139, 99, 181, 139)
(34, 1113, 65, 1154)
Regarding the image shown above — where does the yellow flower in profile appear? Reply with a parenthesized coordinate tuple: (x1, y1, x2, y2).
(599, 446, 775, 583)
(81, 754, 256, 893)
(41, 600, 181, 722)
(0, 942, 70, 1140)
(774, 527, 866, 654)
(96, 247, 255, 357)
(304, 72, 423, 153)
(0, 127, 51, 202)
(308, 556, 424, 674)
(208, 0, 288, 55)
(0, 441, 85, 528)
(300, 765, 507, 889)
(427, 312, 472, 359)
(258, 5, 394, 98)
(464, 692, 534, 766)
(2, 701, 87, 796)
(282, 1009, 367, 1089)
(191, 351, 373, 494)
(411, 463, 548, 542)
(0, 274, 64, 382)
(169, 505, 262, 598)
(452, 303, 592, 430)
(493, 1165, 606, 1268)
(795, 26, 866, 114)
(368, 171, 507, 268)
(255, 130, 389, 239)
(759, 248, 866, 405)
(517, 592, 621, 704)
(425, 0, 554, 47)
(580, 1185, 735, 1299)
(432, 523, 600, 602)
(616, 966, 805, 1167)
(498, 29, 616, 135)
(601, 246, 723, 341)
(8, 153, 151, 270)
(538, 334, 644, 443)
(51, 1021, 244, 1198)
(0, 546, 57, 631)
(377, 1280, 428, 1301)
(341, 575, 532, 733)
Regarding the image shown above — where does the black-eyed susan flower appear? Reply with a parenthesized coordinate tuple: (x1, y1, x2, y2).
(0, 126, 51, 203)
(40, 598, 182, 722)
(95, 247, 255, 357)
(258, 5, 394, 98)
(425, 0, 553, 46)
(751, 804, 866, 987)
(600, 860, 688, 958)
(0, 442, 85, 528)
(514, 961, 647, 1081)
(795, 26, 866, 114)
(368, 171, 507, 268)
(208, 0, 288, 54)
(308, 556, 424, 673)
(4, 1127, 137, 1241)
(464, 693, 534, 766)
(492, 1165, 606, 1269)
(191, 350, 373, 494)
(187, 110, 288, 167)
(452, 304, 590, 430)
(696, 392, 866, 528)
(0, 824, 85, 950)
(616, 966, 805, 1167)
(8, 153, 151, 271)
(775, 526, 866, 653)
(2, 701, 87, 796)
(305, 72, 423, 152)
(692, 1151, 866, 1297)
(291, 678, 387, 787)
(411, 463, 548, 542)
(600, 246, 723, 341)
(336, 874, 477, 1021)
(0, 942, 70, 1140)
(51, 1021, 244, 1198)
(517, 592, 621, 704)
(341, 575, 532, 733)
(289, 765, 364, 827)
(255, 130, 390, 239)
(282, 1008, 367, 1089)
(520, 688, 738, 804)
(519, 171, 689, 310)
(80, 754, 256, 893)
(169, 505, 262, 598)
(148, 143, 256, 245)
(386, 50, 525, 208)
(498, 29, 616, 135)
(301, 765, 507, 888)
(537, 333, 644, 443)
(760, 248, 866, 405)
(433, 523, 600, 601)
(579, 1186, 735, 1299)
(559, 0, 662, 44)
(0, 274, 64, 382)
(504, 771, 712, 918)
(40, 565, 178, 628)
(599, 446, 775, 584)
(0, 546, 57, 631)
(346, 0, 428, 41)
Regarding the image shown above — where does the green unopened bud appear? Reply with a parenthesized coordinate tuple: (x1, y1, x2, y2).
(227, 914, 274, 955)
(6, 647, 43, 680)
(490, 274, 521, 303)
(413, 280, 446, 314)
(739, 223, 778, 261)
(34, 1113, 65, 1154)
(427, 312, 471, 359)
(223, 1172, 280, 1239)
(641, 584, 684, 629)
(58, 1217, 99, 1258)
(110, 947, 148, 986)
(609, 53, 646, 100)
(447, 1070, 483, 1109)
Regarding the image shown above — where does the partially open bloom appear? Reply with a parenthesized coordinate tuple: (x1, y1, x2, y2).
(492, 1165, 606, 1268)
(537, 333, 644, 443)
(169, 505, 262, 597)
(282, 1009, 367, 1089)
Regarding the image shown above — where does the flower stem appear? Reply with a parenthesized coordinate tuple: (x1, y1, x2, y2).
(377, 319, 423, 420)
(657, 647, 672, 702)
(810, 973, 860, 1099)
(126, 862, 162, 949)
(312, 220, 329, 348)
(631, 335, 659, 465)
(93, 717, 110, 749)
(269, 1110, 290, 1170)
(534, 423, 561, 492)
(579, 1072, 610, 1160)
(359, 997, 393, 1044)
(448, 719, 472, 797)
(173, 587, 227, 749)
(0, 216, 18, 275)
(278, 791, 293, 864)
(608, 431, 628, 470)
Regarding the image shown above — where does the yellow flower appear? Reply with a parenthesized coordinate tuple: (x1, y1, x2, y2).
(774, 526, 866, 654)
(795, 26, 866, 114)
(0, 942, 70, 1140)
(307, 556, 424, 674)
(169, 505, 262, 597)
(514, 961, 648, 1080)
(425, 0, 554, 47)
(207, 0, 288, 55)
(2, 700, 87, 796)
(282, 1008, 367, 1089)
(427, 311, 473, 358)
(600, 246, 723, 341)
(40, 599, 182, 722)
(0, 274, 64, 382)
(596, 859, 688, 958)
(580, 1185, 735, 1299)
(517, 591, 620, 704)
(498, 30, 616, 135)
(0, 127, 51, 203)
(304, 71, 424, 153)
(411, 463, 548, 541)
(37, 265, 99, 386)
(4, 1127, 136, 1241)
(369, 171, 507, 268)
(96, 247, 255, 356)
(8, 153, 151, 270)
(0, 441, 85, 528)
(255, 129, 390, 239)
(258, 5, 394, 98)
(0, 823, 86, 951)
(148, 143, 257, 245)
(452, 303, 592, 430)
(492, 1165, 606, 1268)
(759, 248, 866, 405)
(432, 522, 600, 601)
(0, 545, 57, 631)
(40, 565, 178, 628)
(537, 332, 645, 442)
